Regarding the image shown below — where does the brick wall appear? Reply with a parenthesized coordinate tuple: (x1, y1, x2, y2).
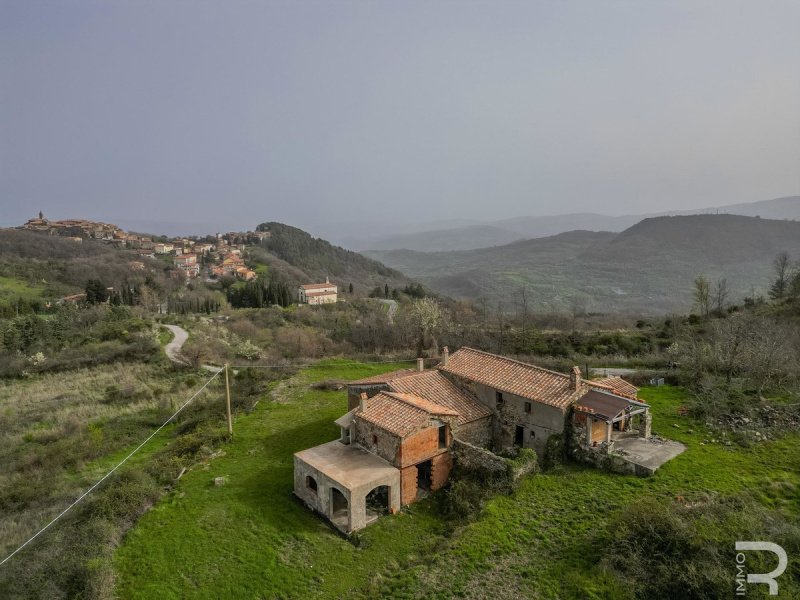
(431, 452, 453, 491)
(399, 426, 443, 467)
(400, 465, 418, 505)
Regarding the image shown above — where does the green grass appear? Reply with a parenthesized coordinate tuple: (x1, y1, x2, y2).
(0, 275, 44, 300)
(114, 359, 441, 599)
(113, 374, 800, 599)
(157, 326, 174, 346)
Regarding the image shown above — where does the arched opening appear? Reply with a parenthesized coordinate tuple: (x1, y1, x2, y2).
(330, 488, 349, 529)
(365, 485, 390, 522)
(305, 475, 318, 494)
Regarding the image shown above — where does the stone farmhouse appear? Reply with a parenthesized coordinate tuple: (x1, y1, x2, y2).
(298, 278, 337, 305)
(294, 347, 683, 533)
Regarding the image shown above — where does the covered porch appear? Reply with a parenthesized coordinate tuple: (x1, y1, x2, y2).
(576, 390, 652, 447)
(574, 390, 685, 476)
(293, 441, 401, 533)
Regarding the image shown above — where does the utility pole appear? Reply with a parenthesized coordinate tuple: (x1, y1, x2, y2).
(224, 364, 233, 436)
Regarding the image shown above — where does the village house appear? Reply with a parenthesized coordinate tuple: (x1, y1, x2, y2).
(154, 243, 174, 254)
(173, 254, 200, 278)
(294, 347, 684, 533)
(298, 278, 337, 305)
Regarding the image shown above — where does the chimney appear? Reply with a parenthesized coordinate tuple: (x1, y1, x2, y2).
(417, 358, 424, 372)
(359, 392, 368, 412)
(570, 366, 582, 390)
(325, 276, 330, 284)
(442, 346, 449, 366)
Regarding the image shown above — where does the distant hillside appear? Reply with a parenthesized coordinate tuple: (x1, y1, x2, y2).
(254, 222, 413, 293)
(361, 196, 800, 252)
(362, 224, 524, 252)
(365, 214, 800, 314)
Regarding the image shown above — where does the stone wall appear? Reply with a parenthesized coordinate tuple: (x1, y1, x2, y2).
(566, 415, 651, 477)
(451, 438, 511, 477)
(455, 416, 492, 447)
(353, 418, 401, 465)
(442, 372, 567, 456)
(450, 438, 538, 489)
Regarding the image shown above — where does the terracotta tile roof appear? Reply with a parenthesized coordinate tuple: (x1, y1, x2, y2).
(591, 376, 639, 398)
(388, 370, 491, 425)
(301, 283, 337, 290)
(358, 391, 457, 437)
(439, 347, 589, 410)
(348, 368, 420, 386)
(575, 389, 649, 421)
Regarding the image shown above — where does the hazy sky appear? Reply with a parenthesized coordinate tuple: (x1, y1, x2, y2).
(2, 1, 799, 236)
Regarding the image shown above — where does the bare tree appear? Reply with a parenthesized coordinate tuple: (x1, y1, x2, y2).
(711, 313, 752, 383)
(496, 300, 505, 354)
(746, 317, 797, 394)
(770, 251, 791, 299)
(712, 278, 729, 316)
(516, 286, 529, 337)
(693, 276, 711, 317)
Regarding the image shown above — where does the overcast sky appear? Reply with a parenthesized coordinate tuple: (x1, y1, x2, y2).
(1, 1, 798, 237)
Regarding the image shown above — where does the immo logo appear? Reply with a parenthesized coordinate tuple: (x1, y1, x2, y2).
(735, 542, 788, 596)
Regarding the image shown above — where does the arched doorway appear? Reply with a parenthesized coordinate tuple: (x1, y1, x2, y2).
(330, 488, 349, 529)
(365, 485, 390, 522)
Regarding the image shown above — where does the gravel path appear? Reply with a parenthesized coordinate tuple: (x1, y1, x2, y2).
(162, 324, 222, 373)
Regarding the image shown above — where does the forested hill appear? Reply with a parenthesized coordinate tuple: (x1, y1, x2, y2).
(365, 214, 800, 314)
(255, 222, 412, 292)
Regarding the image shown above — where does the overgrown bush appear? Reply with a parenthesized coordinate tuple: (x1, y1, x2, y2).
(597, 495, 800, 599)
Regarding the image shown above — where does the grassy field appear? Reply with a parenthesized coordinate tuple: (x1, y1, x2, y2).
(113, 365, 800, 599)
(0, 363, 204, 555)
(0, 362, 229, 598)
(0, 275, 45, 300)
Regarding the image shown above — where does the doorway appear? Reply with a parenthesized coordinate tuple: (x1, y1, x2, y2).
(417, 460, 432, 493)
(514, 425, 524, 446)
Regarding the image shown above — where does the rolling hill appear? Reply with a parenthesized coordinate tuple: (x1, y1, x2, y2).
(361, 196, 800, 252)
(365, 214, 800, 314)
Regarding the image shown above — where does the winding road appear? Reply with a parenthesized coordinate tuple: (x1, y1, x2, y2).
(162, 324, 222, 373)
(379, 299, 398, 324)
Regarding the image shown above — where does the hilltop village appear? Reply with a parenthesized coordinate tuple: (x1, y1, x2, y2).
(21, 212, 269, 284)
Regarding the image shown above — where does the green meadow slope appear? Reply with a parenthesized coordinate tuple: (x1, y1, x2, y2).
(114, 363, 800, 599)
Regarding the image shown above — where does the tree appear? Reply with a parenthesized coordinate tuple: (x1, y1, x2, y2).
(693, 276, 711, 317)
(85, 279, 108, 304)
(407, 297, 444, 357)
(384, 283, 389, 299)
(517, 286, 529, 337)
(770, 252, 791, 299)
(348, 282, 354, 294)
(712, 278, 729, 316)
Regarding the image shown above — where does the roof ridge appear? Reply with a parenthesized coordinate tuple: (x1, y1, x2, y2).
(447, 346, 575, 380)
(382, 391, 459, 415)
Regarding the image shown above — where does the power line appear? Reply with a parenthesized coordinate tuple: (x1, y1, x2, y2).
(227, 357, 430, 369)
(0, 369, 222, 568)
(1, 357, 425, 566)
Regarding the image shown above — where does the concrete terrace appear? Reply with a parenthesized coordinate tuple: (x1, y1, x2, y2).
(611, 431, 686, 475)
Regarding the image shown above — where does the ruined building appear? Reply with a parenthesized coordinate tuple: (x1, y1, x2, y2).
(294, 347, 681, 533)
